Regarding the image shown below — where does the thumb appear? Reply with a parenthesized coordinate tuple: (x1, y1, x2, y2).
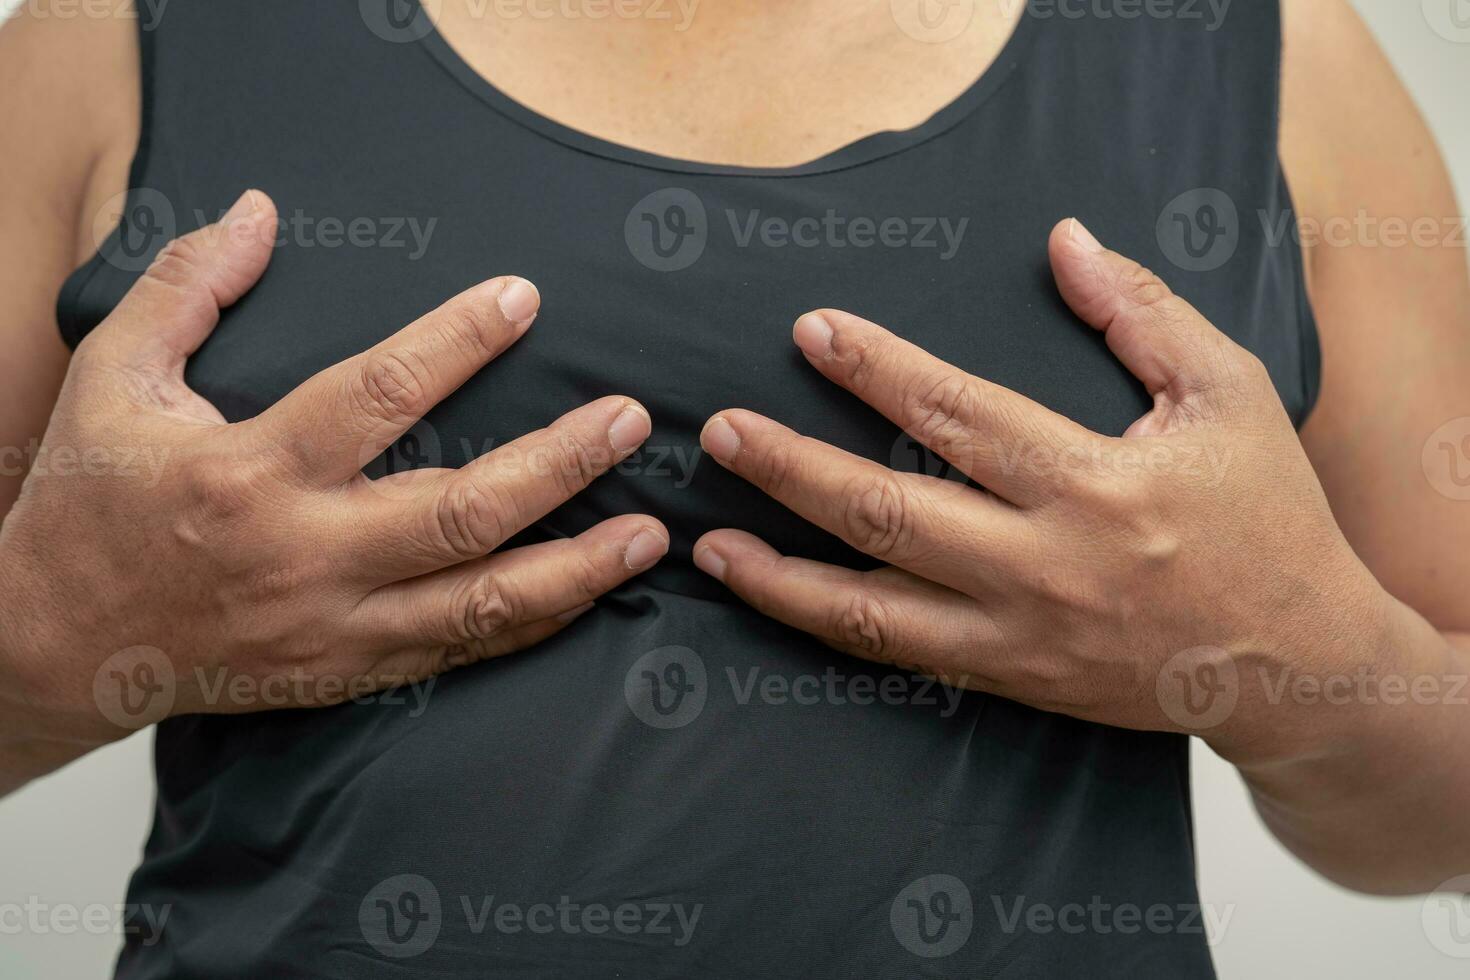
(92, 189, 278, 373)
(1048, 217, 1260, 425)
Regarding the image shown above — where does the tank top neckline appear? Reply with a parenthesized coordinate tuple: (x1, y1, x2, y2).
(409, 0, 1045, 178)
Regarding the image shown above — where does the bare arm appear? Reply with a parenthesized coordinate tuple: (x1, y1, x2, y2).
(0, 5, 670, 796)
(0, 0, 138, 517)
(1252, 0, 1470, 893)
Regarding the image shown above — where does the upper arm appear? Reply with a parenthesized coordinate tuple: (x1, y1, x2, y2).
(1281, 0, 1470, 632)
(0, 1, 139, 516)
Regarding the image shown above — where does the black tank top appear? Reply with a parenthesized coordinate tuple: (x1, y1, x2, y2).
(60, 2, 1317, 976)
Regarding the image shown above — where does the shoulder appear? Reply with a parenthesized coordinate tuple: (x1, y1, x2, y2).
(1278, 0, 1445, 239)
(0, 0, 141, 265)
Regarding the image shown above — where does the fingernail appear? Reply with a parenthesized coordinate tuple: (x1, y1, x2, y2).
(793, 312, 834, 360)
(223, 190, 258, 225)
(702, 417, 741, 463)
(1069, 218, 1104, 253)
(693, 544, 728, 582)
(608, 405, 652, 454)
(498, 278, 541, 327)
(556, 601, 595, 624)
(624, 529, 669, 572)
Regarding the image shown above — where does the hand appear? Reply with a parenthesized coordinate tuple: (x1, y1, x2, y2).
(0, 190, 668, 764)
(692, 218, 1391, 762)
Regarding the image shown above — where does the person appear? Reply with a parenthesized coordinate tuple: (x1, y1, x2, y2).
(0, 0, 1466, 975)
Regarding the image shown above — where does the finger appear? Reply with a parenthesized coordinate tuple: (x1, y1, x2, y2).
(93, 189, 278, 375)
(347, 396, 653, 580)
(1048, 218, 1266, 427)
(253, 274, 543, 485)
(350, 515, 669, 651)
(693, 529, 998, 687)
(339, 614, 590, 700)
(791, 308, 1095, 504)
(700, 409, 1021, 592)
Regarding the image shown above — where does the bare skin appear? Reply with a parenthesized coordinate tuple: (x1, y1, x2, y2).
(0, 0, 1466, 895)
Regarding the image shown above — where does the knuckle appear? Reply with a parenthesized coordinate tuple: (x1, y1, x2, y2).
(1230, 347, 1273, 393)
(841, 476, 916, 560)
(569, 552, 608, 599)
(432, 479, 511, 560)
(357, 349, 431, 426)
(437, 300, 503, 361)
(179, 457, 263, 528)
(838, 331, 887, 390)
(451, 576, 519, 642)
(755, 437, 802, 498)
(541, 430, 604, 498)
(830, 591, 901, 660)
(1116, 259, 1174, 309)
(142, 234, 208, 292)
(906, 372, 979, 455)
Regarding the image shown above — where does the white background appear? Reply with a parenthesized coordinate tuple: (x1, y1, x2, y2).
(1, 0, 1467, 976)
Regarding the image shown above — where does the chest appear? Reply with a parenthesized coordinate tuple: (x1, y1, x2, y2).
(423, 0, 1023, 167)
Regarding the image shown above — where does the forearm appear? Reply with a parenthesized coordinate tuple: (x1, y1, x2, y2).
(0, 557, 107, 799)
(1232, 596, 1470, 895)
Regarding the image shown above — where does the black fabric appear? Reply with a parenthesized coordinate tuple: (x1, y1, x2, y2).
(59, 2, 1317, 976)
